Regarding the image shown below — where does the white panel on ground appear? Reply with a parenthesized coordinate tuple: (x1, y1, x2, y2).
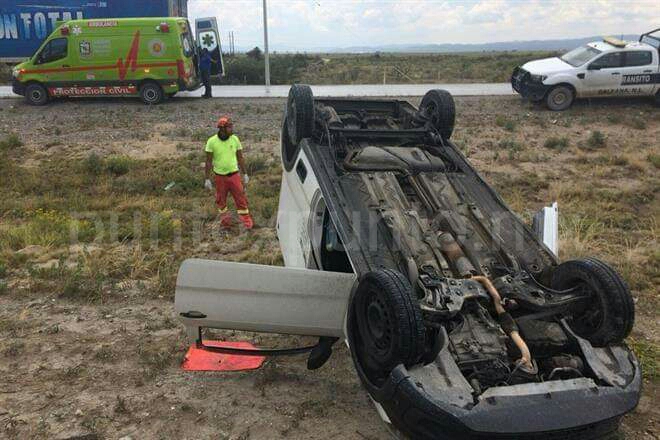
(175, 259, 355, 339)
(533, 202, 559, 256)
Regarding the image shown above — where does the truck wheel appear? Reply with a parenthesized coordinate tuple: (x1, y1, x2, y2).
(545, 85, 574, 111)
(286, 84, 314, 145)
(139, 81, 163, 105)
(25, 83, 49, 106)
(350, 269, 425, 374)
(419, 89, 455, 140)
(552, 258, 634, 346)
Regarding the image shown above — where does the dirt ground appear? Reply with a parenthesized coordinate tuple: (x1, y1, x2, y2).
(0, 94, 658, 439)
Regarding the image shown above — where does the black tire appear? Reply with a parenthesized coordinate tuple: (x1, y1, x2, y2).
(551, 258, 634, 346)
(655, 91, 660, 107)
(419, 89, 455, 140)
(286, 84, 314, 145)
(351, 269, 425, 373)
(545, 85, 574, 111)
(139, 81, 163, 105)
(25, 83, 49, 106)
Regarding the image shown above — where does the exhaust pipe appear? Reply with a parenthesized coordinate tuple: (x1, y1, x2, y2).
(470, 275, 536, 374)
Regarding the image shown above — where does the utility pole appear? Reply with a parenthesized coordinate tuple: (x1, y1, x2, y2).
(262, 0, 271, 87)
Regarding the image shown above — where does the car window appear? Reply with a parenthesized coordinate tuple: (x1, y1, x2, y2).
(36, 38, 68, 64)
(561, 46, 601, 67)
(589, 52, 623, 69)
(625, 51, 652, 67)
(181, 32, 194, 57)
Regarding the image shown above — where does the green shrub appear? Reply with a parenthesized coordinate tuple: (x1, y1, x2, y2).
(246, 154, 268, 175)
(84, 152, 104, 175)
(648, 154, 660, 169)
(498, 139, 523, 160)
(0, 209, 95, 250)
(627, 117, 646, 130)
(495, 115, 516, 131)
(543, 136, 569, 150)
(587, 131, 606, 148)
(105, 156, 132, 176)
(166, 166, 201, 193)
(0, 133, 22, 151)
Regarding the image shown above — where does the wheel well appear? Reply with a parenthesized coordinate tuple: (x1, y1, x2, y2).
(546, 83, 576, 99)
(138, 79, 161, 90)
(24, 80, 45, 88)
(281, 117, 300, 172)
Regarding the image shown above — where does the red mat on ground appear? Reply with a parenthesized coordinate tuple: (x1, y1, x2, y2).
(181, 340, 266, 371)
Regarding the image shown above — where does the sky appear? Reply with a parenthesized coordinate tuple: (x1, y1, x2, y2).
(188, 0, 659, 51)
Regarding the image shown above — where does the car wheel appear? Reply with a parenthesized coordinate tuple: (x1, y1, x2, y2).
(286, 84, 314, 145)
(351, 269, 425, 374)
(655, 90, 660, 107)
(552, 258, 634, 346)
(139, 81, 163, 105)
(419, 89, 455, 140)
(545, 85, 574, 111)
(25, 83, 49, 106)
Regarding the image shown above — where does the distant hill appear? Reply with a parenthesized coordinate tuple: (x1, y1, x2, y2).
(308, 35, 640, 54)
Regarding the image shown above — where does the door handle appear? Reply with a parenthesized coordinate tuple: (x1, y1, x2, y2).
(611, 72, 620, 75)
(180, 311, 207, 319)
(62, 64, 70, 68)
(643, 69, 653, 73)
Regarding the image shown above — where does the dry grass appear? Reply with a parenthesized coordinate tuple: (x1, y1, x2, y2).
(0, 95, 657, 439)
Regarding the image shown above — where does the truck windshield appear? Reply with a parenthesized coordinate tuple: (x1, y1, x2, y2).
(561, 46, 602, 67)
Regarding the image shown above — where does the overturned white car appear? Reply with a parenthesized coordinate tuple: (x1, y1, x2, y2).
(176, 86, 640, 439)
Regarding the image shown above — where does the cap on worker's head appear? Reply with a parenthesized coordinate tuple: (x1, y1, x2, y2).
(217, 116, 233, 128)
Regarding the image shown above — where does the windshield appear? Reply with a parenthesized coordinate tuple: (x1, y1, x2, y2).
(560, 46, 602, 67)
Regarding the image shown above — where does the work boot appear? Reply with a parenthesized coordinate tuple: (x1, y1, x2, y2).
(220, 212, 233, 229)
(239, 214, 254, 230)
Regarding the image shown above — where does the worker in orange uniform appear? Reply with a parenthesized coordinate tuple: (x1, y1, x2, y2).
(204, 116, 254, 230)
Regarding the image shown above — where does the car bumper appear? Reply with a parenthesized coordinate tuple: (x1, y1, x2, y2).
(12, 79, 25, 96)
(372, 361, 641, 440)
(511, 67, 550, 101)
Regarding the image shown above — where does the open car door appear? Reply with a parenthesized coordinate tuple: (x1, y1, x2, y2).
(195, 17, 225, 76)
(175, 259, 355, 341)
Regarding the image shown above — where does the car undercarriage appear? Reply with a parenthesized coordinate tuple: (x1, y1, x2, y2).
(280, 86, 640, 438)
(176, 86, 640, 440)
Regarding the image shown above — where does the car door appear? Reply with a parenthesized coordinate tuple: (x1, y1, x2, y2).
(619, 51, 656, 96)
(583, 51, 624, 97)
(32, 37, 72, 90)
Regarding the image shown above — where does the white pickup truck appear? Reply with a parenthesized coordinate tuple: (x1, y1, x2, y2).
(512, 29, 660, 110)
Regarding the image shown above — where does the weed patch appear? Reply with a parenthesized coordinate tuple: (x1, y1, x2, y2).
(543, 136, 569, 150)
(586, 131, 606, 149)
(0, 133, 22, 151)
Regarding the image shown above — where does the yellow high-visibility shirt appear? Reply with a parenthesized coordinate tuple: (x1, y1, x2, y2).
(205, 134, 242, 175)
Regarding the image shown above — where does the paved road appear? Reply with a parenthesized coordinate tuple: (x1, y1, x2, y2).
(0, 83, 514, 99)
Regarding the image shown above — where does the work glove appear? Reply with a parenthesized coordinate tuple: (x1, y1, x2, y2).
(204, 179, 213, 190)
(242, 174, 250, 185)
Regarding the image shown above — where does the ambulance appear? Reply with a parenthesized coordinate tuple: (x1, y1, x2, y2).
(11, 17, 201, 105)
